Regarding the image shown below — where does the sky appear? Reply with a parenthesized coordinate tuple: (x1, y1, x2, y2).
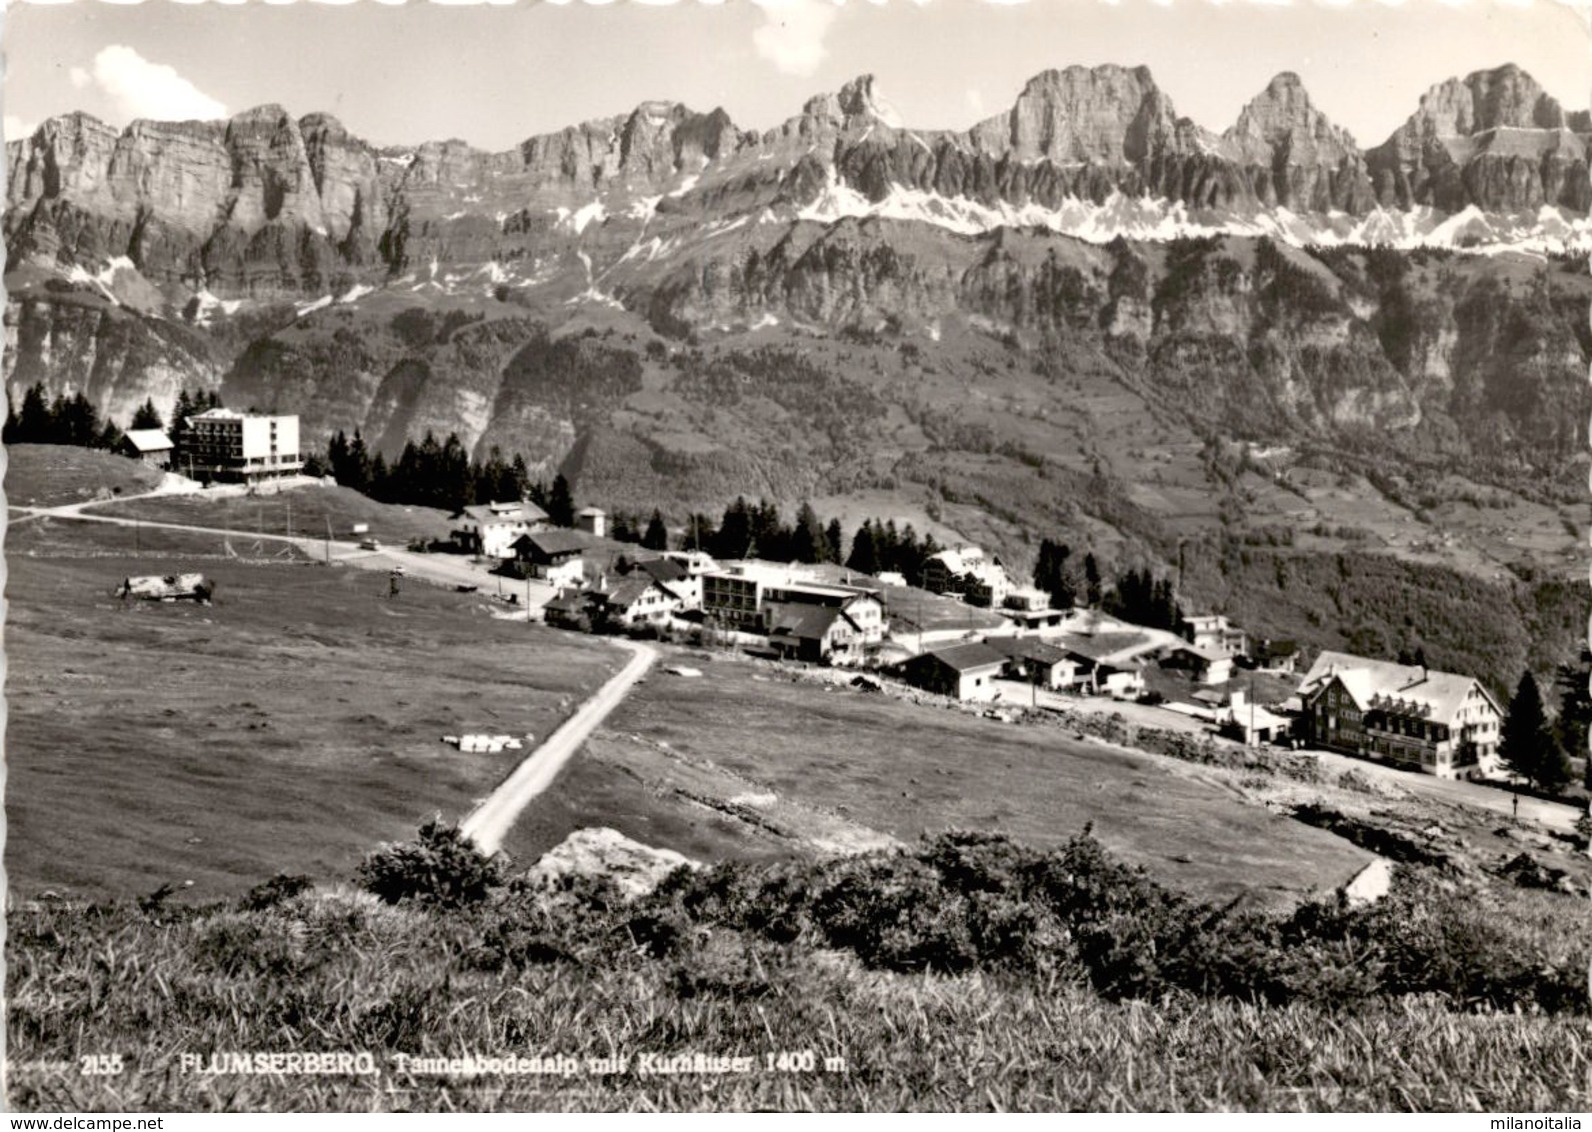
(3, 0, 1589, 153)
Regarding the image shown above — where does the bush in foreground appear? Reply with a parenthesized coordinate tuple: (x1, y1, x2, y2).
(356, 818, 503, 908)
(9, 826, 1592, 1112)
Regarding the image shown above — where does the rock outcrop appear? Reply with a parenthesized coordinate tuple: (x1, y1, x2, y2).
(525, 827, 697, 900)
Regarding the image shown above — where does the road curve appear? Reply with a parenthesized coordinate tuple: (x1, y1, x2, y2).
(460, 638, 657, 855)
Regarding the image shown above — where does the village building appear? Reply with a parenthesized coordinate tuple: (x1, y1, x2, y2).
(901, 642, 1009, 702)
(1296, 650, 1504, 779)
(1158, 641, 1235, 686)
(575, 507, 607, 538)
(512, 529, 590, 589)
(767, 604, 873, 665)
(990, 637, 1079, 690)
(1183, 614, 1248, 658)
(1218, 690, 1294, 747)
(543, 588, 600, 632)
(592, 577, 685, 630)
(625, 555, 703, 610)
(922, 547, 1012, 608)
(701, 563, 885, 640)
(176, 408, 302, 485)
(997, 587, 1070, 632)
(1251, 638, 1301, 675)
(452, 500, 551, 559)
(1055, 635, 1148, 698)
(118, 428, 174, 470)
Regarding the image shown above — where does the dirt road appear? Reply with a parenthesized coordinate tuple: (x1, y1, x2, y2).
(461, 638, 657, 854)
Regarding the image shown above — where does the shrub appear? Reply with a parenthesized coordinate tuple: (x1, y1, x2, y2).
(357, 818, 504, 908)
(240, 873, 315, 912)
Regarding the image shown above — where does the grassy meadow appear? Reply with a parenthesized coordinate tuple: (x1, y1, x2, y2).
(105, 484, 455, 546)
(566, 654, 1373, 910)
(4, 520, 619, 900)
(5, 444, 164, 508)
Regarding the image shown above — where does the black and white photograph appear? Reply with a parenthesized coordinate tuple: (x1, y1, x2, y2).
(3, 0, 1592, 1114)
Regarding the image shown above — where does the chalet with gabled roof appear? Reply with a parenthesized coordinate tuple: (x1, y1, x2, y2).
(1297, 651, 1503, 779)
(512, 529, 591, 588)
(453, 500, 550, 559)
(902, 642, 1008, 701)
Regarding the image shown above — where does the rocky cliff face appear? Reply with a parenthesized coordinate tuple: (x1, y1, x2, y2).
(3, 61, 1588, 489)
(7, 62, 1588, 313)
(1221, 73, 1376, 213)
(1367, 64, 1591, 212)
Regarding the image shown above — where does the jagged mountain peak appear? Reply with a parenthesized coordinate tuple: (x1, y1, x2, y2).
(970, 62, 1185, 164)
(1400, 63, 1566, 140)
(1226, 71, 1360, 153)
(836, 74, 904, 130)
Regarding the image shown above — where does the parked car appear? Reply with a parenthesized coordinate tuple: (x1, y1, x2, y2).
(359, 538, 381, 551)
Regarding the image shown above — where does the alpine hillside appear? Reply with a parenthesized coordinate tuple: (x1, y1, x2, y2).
(5, 62, 1591, 690)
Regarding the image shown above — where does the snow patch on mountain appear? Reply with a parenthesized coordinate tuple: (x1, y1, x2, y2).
(794, 166, 1592, 253)
(555, 201, 608, 235)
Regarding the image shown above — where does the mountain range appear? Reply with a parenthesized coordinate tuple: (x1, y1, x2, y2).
(5, 62, 1590, 308)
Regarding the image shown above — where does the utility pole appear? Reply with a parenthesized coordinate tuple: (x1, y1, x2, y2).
(286, 495, 293, 540)
(324, 517, 332, 566)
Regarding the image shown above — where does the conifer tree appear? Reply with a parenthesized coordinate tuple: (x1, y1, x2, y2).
(642, 510, 669, 551)
(1501, 671, 1565, 793)
(131, 398, 164, 431)
(547, 473, 575, 527)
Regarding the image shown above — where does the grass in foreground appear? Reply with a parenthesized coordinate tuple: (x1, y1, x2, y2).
(8, 831, 1590, 1112)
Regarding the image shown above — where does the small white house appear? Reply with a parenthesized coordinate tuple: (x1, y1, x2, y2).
(575, 507, 607, 538)
(453, 500, 551, 559)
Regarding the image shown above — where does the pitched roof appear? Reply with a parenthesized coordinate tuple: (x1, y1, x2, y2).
(1299, 650, 1497, 726)
(544, 591, 591, 614)
(600, 577, 681, 610)
(122, 428, 173, 453)
(461, 500, 549, 526)
(513, 529, 591, 557)
(634, 556, 689, 583)
(989, 637, 1072, 666)
(1168, 641, 1229, 663)
(1056, 630, 1160, 667)
(921, 641, 1008, 672)
(769, 604, 848, 642)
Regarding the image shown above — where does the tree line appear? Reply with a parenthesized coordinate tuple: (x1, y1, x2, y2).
(627, 496, 945, 577)
(319, 428, 558, 519)
(3, 383, 224, 452)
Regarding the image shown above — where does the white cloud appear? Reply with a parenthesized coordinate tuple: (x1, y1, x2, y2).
(5, 115, 37, 140)
(752, 0, 839, 78)
(86, 45, 228, 122)
(69, 67, 90, 88)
